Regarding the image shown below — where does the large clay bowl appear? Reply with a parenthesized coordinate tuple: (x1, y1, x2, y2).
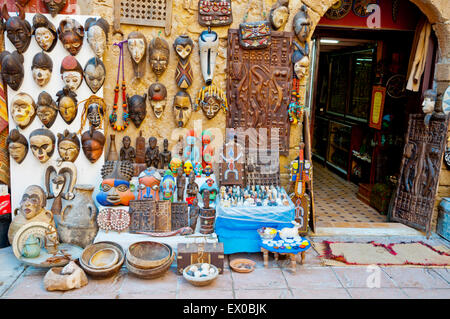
(79, 241, 124, 278)
(126, 251, 174, 279)
(183, 263, 219, 287)
(126, 241, 172, 269)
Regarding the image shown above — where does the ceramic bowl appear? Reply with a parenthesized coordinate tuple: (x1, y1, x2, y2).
(126, 241, 172, 269)
(229, 258, 256, 273)
(89, 248, 119, 269)
(257, 227, 277, 240)
(80, 241, 124, 278)
(125, 251, 174, 279)
(183, 263, 219, 287)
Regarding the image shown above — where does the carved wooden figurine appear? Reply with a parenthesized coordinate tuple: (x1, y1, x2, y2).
(145, 137, 160, 168)
(159, 138, 172, 169)
(174, 35, 194, 89)
(135, 131, 146, 164)
(176, 166, 186, 202)
(120, 136, 136, 163)
(32, 52, 53, 87)
(189, 197, 200, 231)
(186, 171, 199, 199)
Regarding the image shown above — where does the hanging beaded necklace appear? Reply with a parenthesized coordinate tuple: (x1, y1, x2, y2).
(288, 77, 304, 125)
(109, 40, 129, 131)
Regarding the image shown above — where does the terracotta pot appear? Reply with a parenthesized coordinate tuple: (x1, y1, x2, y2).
(55, 185, 98, 248)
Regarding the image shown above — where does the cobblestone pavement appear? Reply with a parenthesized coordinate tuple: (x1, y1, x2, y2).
(1, 235, 449, 299)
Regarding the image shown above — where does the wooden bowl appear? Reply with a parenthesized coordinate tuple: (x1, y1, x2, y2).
(230, 258, 256, 273)
(126, 251, 174, 279)
(183, 263, 219, 287)
(80, 241, 124, 278)
(126, 241, 172, 269)
(89, 248, 119, 269)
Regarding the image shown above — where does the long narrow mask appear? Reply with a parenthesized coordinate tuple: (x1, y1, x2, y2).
(198, 30, 219, 85)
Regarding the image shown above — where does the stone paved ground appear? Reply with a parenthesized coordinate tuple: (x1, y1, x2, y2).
(1, 235, 449, 299)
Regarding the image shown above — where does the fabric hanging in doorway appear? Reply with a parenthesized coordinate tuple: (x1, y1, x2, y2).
(406, 18, 432, 92)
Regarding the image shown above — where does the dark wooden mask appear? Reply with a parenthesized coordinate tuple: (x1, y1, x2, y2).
(2, 3, 32, 54)
(127, 94, 147, 128)
(0, 50, 24, 91)
(44, 0, 67, 17)
(58, 18, 85, 56)
(81, 127, 106, 163)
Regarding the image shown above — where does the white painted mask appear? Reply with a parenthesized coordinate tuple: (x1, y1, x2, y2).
(198, 30, 219, 85)
(87, 25, 106, 58)
(294, 56, 309, 80)
(32, 67, 52, 87)
(128, 38, 146, 64)
(422, 97, 435, 114)
(35, 27, 55, 51)
(62, 71, 82, 91)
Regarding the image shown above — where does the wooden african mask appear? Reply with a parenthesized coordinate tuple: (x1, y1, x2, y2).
(81, 127, 105, 163)
(60, 55, 83, 91)
(197, 84, 227, 119)
(29, 128, 56, 164)
(85, 18, 109, 58)
(2, 4, 32, 54)
(173, 91, 193, 128)
(31, 52, 53, 87)
(36, 91, 58, 128)
(0, 50, 24, 91)
(270, 0, 290, 30)
(127, 31, 147, 79)
(97, 161, 135, 206)
(148, 37, 170, 79)
(293, 5, 311, 44)
(11, 92, 36, 129)
(84, 57, 105, 94)
(56, 87, 78, 125)
(57, 129, 80, 162)
(7, 128, 28, 164)
(44, 0, 67, 17)
(198, 30, 219, 85)
(32, 13, 57, 52)
(58, 18, 85, 56)
(174, 35, 194, 89)
(148, 82, 167, 119)
(79, 95, 106, 132)
(127, 94, 147, 128)
(292, 41, 309, 80)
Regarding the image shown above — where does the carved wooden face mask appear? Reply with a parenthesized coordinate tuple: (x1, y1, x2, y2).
(127, 31, 147, 78)
(84, 57, 105, 94)
(148, 37, 170, 78)
(81, 128, 105, 163)
(2, 4, 32, 54)
(44, 0, 67, 17)
(128, 94, 147, 128)
(148, 82, 167, 119)
(57, 129, 80, 162)
(36, 91, 58, 128)
(85, 18, 109, 58)
(7, 128, 28, 164)
(85, 96, 106, 129)
(270, 0, 290, 30)
(11, 93, 36, 129)
(60, 55, 83, 91)
(32, 52, 53, 87)
(173, 91, 193, 128)
(29, 128, 56, 164)
(56, 87, 78, 124)
(58, 18, 85, 56)
(293, 5, 311, 44)
(0, 51, 24, 91)
(32, 13, 57, 52)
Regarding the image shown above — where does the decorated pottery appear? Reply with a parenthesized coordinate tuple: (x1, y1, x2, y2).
(21, 234, 43, 258)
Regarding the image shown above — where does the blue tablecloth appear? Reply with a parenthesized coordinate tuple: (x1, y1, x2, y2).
(215, 197, 296, 254)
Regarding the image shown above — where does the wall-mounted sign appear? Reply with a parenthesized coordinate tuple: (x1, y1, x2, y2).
(369, 86, 386, 130)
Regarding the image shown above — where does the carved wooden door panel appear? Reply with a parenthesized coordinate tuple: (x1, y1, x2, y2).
(226, 29, 293, 156)
(391, 114, 449, 236)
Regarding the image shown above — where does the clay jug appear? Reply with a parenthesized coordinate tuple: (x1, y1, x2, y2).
(55, 184, 98, 248)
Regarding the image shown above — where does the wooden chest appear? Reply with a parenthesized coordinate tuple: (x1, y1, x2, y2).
(177, 242, 224, 275)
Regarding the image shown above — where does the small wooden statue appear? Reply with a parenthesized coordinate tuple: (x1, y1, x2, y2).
(159, 138, 172, 169)
(120, 136, 136, 163)
(189, 197, 200, 232)
(135, 131, 146, 164)
(202, 189, 210, 209)
(145, 136, 160, 168)
(176, 166, 186, 202)
(186, 171, 199, 199)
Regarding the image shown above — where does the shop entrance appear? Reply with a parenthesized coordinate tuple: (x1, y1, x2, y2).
(309, 27, 435, 228)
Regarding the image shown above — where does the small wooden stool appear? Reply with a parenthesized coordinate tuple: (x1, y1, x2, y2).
(260, 247, 306, 273)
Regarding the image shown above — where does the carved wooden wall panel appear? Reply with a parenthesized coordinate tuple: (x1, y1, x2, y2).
(129, 199, 156, 232)
(391, 114, 449, 235)
(226, 29, 293, 155)
(171, 202, 189, 230)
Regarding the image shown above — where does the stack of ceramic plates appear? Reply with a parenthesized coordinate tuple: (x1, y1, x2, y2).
(125, 241, 174, 279)
(79, 241, 125, 278)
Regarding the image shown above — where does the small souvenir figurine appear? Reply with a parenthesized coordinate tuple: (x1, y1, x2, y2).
(145, 137, 160, 168)
(148, 37, 170, 79)
(44, 0, 67, 17)
(7, 129, 28, 164)
(44, 224, 59, 254)
(173, 90, 193, 128)
(293, 5, 311, 46)
(58, 18, 85, 56)
(194, 162, 203, 177)
(127, 31, 147, 79)
(84, 57, 106, 94)
(60, 55, 83, 91)
(56, 86, 78, 125)
(2, 3, 32, 54)
(57, 129, 80, 162)
(159, 138, 172, 169)
(96, 161, 135, 206)
(184, 160, 193, 177)
(127, 93, 147, 128)
(176, 166, 186, 202)
(202, 130, 214, 168)
(169, 157, 182, 176)
(36, 91, 58, 128)
(79, 95, 106, 133)
(29, 128, 56, 164)
(195, 84, 228, 119)
(31, 52, 53, 87)
(198, 30, 218, 85)
(85, 17, 109, 58)
(137, 168, 161, 200)
(120, 136, 136, 163)
(148, 82, 167, 119)
(183, 129, 200, 164)
(160, 170, 176, 201)
(135, 131, 146, 164)
(106, 134, 119, 161)
(32, 13, 57, 52)
(200, 177, 219, 201)
(202, 189, 211, 209)
(10, 92, 36, 129)
(269, 0, 290, 31)
(8, 185, 55, 245)
(203, 165, 213, 177)
(186, 171, 199, 205)
(189, 197, 200, 231)
(81, 127, 106, 163)
(0, 50, 24, 91)
(173, 35, 194, 89)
